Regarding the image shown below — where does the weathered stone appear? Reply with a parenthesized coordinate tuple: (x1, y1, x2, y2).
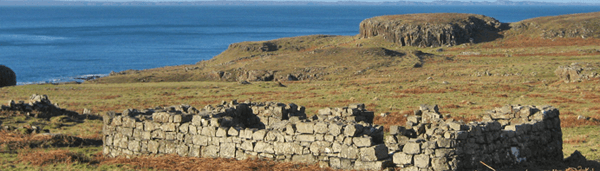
(148, 140, 159, 153)
(354, 160, 393, 170)
(414, 154, 430, 168)
(201, 126, 217, 136)
(309, 141, 332, 154)
(353, 137, 372, 147)
(202, 145, 219, 158)
(360, 144, 388, 161)
(177, 144, 189, 156)
(339, 145, 359, 159)
(193, 135, 209, 146)
(220, 143, 236, 158)
(152, 112, 171, 123)
(431, 157, 449, 171)
(393, 152, 413, 165)
(344, 124, 363, 137)
(252, 129, 267, 141)
(314, 122, 329, 134)
(328, 123, 343, 136)
(254, 141, 274, 154)
(296, 134, 315, 142)
(296, 122, 314, 134)
(291, 154, 317, 164)
(215, 127, 228, 137)
(240, 141, 254, 151)
(403, 142, 421, 154)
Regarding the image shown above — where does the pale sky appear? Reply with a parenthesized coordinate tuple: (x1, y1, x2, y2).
(117, 0, 599, 3)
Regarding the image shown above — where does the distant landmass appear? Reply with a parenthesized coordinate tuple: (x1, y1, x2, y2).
(0, 0, 597, 6)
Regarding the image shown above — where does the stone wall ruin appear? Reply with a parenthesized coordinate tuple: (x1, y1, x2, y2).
(102, 101, 563, 170)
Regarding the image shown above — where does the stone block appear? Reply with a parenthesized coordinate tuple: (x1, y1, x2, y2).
(403, 142, 421, 154)
(220, 143, 236, 158)
(314, 122, 329, 134)
(431, 157, 449, 171)
(128, 140, 141, 152)
(266, 130, 284, 142)
(296, 122, 314, 134)
(291, 154, 317, 164)
(202, 126, 217, 136)
(393, 152, 412, 165)
(152, 112, 171, 123)
(414, 154, 430, 168)
(216, 127, 229, 137)
(339, 145, 359, 159)
(202, 145, 219, 158)
(228, 127, 240, 137)
(328, 123, 343, 136)
(190, 145, 201, 157)
(193, 135, 209, 146)
(353, 137, 373, 147)
(344, 124, 363, 137)
(354, 160, 393, 171)
(296, 134, 315, 142)
(360, 144, 388, 161)
(240, 141, 255, 151)
(177, 144, 189, 156)
(254, 141, 274, 154)
(309, 141, 332, 154)
(435, 148, 455, 157)
(329, 157, 342, 169)
(252, 130, 267, 141)
(152, 130, 165, 139)
(148, 140, 159, 153)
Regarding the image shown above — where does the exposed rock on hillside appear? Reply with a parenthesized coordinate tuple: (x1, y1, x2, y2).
(359, 13, 503, 47)
(0, 65, 17, 87)
(555, 63, 599, 83)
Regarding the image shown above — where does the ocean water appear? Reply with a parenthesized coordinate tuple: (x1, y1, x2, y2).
(1, 6, 599, 84)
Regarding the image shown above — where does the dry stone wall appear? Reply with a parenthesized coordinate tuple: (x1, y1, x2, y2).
(388, 104, 562, 170)
(1, 94, 78, 118)
(103, 102, 563, 170)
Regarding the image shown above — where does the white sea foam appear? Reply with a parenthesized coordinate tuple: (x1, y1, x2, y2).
(0, 34, 68, 43)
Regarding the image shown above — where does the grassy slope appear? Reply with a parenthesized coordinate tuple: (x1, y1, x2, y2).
(2, 12, 600, 170)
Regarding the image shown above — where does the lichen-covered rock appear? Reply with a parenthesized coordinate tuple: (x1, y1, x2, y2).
(0, 65, 17, 87)
(359, 13, 503, 47)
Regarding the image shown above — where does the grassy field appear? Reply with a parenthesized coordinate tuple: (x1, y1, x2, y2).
(2, 12, 600, 170)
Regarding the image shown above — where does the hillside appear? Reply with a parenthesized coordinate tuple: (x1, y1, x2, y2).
(93, 12, 600, 84)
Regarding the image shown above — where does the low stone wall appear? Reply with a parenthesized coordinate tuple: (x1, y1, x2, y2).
(102, 101, 563, 170)
(102, 101, 391, 170)
(387, 105, 562, 170)
(1, 94, 78, 118)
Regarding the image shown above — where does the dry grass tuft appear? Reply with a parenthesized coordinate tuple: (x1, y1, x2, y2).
(561, 116, 600, 128)
(99, 154, 334, 171)
(17, 149, 92, 166)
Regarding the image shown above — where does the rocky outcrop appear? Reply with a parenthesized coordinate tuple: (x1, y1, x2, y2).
(0, 65, 17, 87)
(359, 13, 503, 47)
(1, 94, 79, 118)
(555, 63, 599, 83)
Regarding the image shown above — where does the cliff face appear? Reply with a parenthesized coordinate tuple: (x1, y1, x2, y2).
(359, 13, 503, 47)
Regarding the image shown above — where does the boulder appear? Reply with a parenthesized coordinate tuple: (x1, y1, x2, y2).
(0, 65, 16, 87)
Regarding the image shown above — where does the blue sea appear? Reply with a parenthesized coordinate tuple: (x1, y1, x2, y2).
(1, 6, 599, 84)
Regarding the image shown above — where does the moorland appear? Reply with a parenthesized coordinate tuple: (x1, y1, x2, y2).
(1, 12, 600, 170)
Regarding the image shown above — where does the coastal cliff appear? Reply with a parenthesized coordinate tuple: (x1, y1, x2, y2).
(359, 13, 503, 47)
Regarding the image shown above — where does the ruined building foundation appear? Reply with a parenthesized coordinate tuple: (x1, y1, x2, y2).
(102, 101, 562, 170)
